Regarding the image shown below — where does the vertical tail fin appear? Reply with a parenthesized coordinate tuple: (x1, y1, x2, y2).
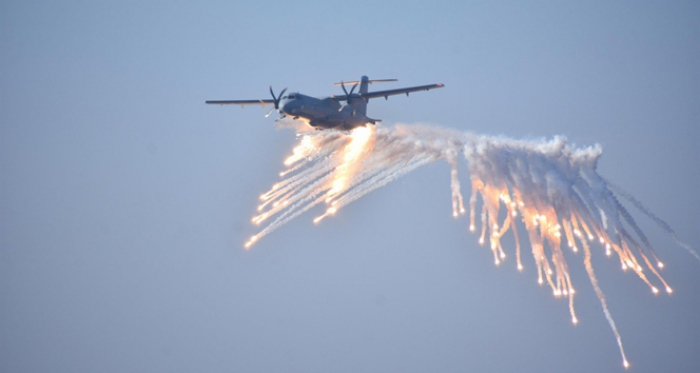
(352, 76, 369, 117)
(359, 76, 370, 95)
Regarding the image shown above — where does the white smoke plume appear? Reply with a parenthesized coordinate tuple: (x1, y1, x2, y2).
(244, 123, 696, 368)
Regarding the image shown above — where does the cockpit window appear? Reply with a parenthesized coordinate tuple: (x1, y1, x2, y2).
(287, 94, 296, 99)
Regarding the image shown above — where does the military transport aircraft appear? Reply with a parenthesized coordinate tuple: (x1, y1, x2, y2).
(206, 76, 444, 130)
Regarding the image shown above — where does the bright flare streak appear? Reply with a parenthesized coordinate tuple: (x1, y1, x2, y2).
(241, 123, 697, 368)
(244, 235, 258, 249)
(284, 135, 315, 166)
(327, 126, 373, 197)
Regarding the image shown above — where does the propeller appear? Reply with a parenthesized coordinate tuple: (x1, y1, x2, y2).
(339, 81, 360, 116)
(269, 86, 288, 110)
(340, 81, 358, 100)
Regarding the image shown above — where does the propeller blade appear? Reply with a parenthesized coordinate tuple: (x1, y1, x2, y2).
(269, 86, 279, 109)
(340, 81, 349, 96)
(349, 83, 358, 96)
(269, 86, 287, 109)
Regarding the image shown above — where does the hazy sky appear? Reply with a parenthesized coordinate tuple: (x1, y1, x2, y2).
(2, 1, 699, 372)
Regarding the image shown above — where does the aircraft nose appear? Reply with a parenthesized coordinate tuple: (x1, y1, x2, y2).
(281, 102, 294, 114)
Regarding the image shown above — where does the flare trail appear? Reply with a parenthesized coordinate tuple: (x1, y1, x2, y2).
(244, 123, 696, 369)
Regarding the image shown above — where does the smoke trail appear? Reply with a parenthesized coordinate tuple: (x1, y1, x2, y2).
(244, 122, 689, 368)
(604, 178, 700, 263)
(581, 239, 629, 369)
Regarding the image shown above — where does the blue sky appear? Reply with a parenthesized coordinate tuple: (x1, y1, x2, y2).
(2, 1, 699, 372)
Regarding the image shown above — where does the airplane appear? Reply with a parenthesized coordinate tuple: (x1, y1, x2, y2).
(206, 75, 444, 130)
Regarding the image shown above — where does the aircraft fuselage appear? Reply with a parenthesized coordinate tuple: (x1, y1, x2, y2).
(277, 93, 374, 130)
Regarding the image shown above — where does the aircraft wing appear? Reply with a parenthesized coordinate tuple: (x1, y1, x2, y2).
(361, 83, 444, 100)
(205, 99, 274, 107)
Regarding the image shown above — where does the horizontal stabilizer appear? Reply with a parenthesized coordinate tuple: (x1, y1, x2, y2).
(334, 79, 397, 86)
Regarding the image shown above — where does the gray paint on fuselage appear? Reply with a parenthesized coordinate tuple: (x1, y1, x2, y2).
(278, 93, 371, 130)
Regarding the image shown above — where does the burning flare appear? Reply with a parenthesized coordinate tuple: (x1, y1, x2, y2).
(244, 123, 695, 368)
